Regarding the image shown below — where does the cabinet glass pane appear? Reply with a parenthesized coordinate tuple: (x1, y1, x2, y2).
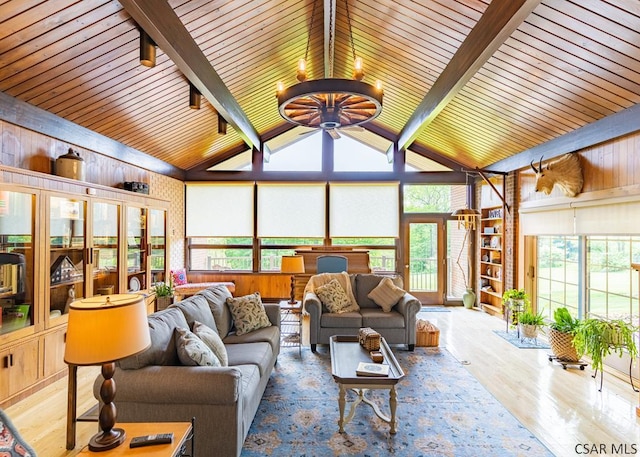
(93, 202, 119, 295)
(49, 196, 85, 318)
(127, 206, 147, 291)
(0, 191, 34, 335)
(149, 208, 166, 285)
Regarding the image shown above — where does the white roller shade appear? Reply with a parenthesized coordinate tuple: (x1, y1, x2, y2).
(574, 201, 640, 235)
(257, 183, 325, 238)
(186, 183, 254, 237)
(519, 208, 575, 235)
(329, 182, 399, 237)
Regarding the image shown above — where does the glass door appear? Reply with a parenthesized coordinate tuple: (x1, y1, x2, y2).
(48, 195, 86, 324)
(404, 219, 445, 305)
(126, 206, 147, 292)
(92, 201, 120, 295)
(149, 208, 167, 285)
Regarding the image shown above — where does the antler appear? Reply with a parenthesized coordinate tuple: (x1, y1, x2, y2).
(538, 156, 544, 171)
(530, 160, 538, 173)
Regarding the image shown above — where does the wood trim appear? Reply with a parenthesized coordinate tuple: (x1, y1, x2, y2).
(0, 92, 185, 180)
(488, 103, 640, 173)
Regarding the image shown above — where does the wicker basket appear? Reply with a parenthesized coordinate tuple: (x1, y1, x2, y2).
(548, 328, 579, 362)
(416, 319, 440, 347)
(358, 327, 381, 351)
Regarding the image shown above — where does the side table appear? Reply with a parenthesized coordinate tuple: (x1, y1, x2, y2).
(279, 299, 302, 354)
(77, 421, 193, 457)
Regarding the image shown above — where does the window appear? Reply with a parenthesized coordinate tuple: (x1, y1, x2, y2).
(330, 183, 399, 237)
(263, 131, 322, 171)
(333, 134, 392, 172)
(403, 185, 465, 213)
(332, 238, 396, 272)
(536, 236, 580, 320)
(189, 237, 253, 271)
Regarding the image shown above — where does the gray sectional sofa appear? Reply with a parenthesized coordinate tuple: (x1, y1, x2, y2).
(305, 273, 421, 351)
(93, 285, 280, 457)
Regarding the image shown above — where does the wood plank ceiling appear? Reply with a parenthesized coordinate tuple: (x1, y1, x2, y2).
(1, 0, 639, 175)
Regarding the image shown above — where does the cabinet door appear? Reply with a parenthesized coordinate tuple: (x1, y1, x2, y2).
(0, 348, 9, 401)
(148, 208, 167, 285)
(91, 201, 120, 295)
(43, 327, 67, 378)
(0, 189, 36, 337)
(48, 196, 87, 324)
(0, 338, 40, 399)
(126, 206, 147, 291)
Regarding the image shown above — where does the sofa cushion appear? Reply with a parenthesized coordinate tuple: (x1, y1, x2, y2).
(361, 308, 406, 328)
(316, 279, 359, 314)
(171, 268, 188, 285)
(196, 285, 234, 337)
(367, 276, 406, 312)
(226, 292, 272, 336)
(193, 321, 228, 366)
(169, 294, 217, 331)
(320, 311, 363, 328)
(175, 327, 221, 367)
(226, 342, 273, 377)
(356, 274, 404, 308)
(223, 325, 280, 354)
(119, 307, 188, 369)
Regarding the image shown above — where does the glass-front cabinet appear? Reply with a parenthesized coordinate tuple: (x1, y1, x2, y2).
(92, 201, 120, 296)
(126, 205, 147, 292)
(0, 190, 35, 336)
(149, 208, 167, 285)
(48, 196, 87, 325)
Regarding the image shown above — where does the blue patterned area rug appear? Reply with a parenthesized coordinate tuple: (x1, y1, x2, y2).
(243, 347, 553, 456)
(493, 330, 551, 349)
(420, 306, 452, 312)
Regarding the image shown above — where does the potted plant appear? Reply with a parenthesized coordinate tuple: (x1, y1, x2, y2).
(502, 288, 530, 326)
(517, 305, 545, 339)
(573, 316, 639, 373)
(152, 279, 174, 311)
(548, 307, 582, 362)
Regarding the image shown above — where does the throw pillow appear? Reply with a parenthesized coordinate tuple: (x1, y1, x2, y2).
(316, 279, 359, 314)
(368, 276, 406, 312)
(174, 327, 221, 367)
(171, 268, 188, 286)
(192, 321, 228, 366)
(225, 292, 272, 336)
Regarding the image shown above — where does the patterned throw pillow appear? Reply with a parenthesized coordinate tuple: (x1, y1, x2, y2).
(316, 279, 359, 314)
(174, 327, 221, 366)
(368, 276, 406, 312)
(192, 321, 228, 366)
(171, 268, 188, 286)
(225, 292, 272, 336)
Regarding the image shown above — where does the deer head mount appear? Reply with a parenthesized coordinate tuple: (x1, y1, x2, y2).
(530, 153, 583, 197)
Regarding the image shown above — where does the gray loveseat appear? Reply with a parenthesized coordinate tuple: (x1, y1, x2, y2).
(93, 285, 280, 457)
(304, 273, 421, 351)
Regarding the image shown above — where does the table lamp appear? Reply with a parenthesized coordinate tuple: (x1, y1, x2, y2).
(64, 294, 150, 452)
(281, 255, 305, 304)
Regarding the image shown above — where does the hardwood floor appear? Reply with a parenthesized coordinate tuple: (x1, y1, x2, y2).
(5, 308, 639, 456)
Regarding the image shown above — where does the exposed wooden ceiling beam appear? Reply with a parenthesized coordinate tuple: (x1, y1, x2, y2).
(396, 0, 542, 153)
(324, 0, 336, 78)
(488, 103, 640, 173)
(119, 0, 260, 152)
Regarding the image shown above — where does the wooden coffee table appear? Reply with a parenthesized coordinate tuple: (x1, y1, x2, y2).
(330, 335, 405, 434)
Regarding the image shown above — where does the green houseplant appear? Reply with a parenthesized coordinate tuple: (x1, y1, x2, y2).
(517, 305, 545, 339)
(502, 288, 531, 326)
(573, 316, 638, 373)
(152, 279, 174, 310)
(548, 307, 582, 362)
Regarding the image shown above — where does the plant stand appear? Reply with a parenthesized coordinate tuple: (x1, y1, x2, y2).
(591, 350, 640, 392)
(547, 354, 587, 370)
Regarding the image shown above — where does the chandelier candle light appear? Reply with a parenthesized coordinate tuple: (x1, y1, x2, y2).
(276, 0, 383, 131)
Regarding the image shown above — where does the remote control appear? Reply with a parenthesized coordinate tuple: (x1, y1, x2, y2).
(129, 433, 174, 448)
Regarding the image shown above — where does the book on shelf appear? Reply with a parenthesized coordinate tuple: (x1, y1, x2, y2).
(356, 362, 390, 377)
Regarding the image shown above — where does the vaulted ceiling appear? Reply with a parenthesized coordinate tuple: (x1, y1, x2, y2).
(1, 0, 639, 177)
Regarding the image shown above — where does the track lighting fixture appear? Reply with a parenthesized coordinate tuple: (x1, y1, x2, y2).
(189, 82, 201, 109)
(218, 116, 228, 135)
(139, 29, 156, 67)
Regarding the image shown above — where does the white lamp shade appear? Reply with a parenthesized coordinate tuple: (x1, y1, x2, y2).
(281, 255, 305, 274)
(64, 294, 151, 365)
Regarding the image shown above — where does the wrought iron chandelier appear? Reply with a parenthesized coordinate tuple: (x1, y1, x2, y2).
(276, 0, 383, 130)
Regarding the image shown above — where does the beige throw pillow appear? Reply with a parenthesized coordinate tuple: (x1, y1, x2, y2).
(316, 279, 360, 314)
(174, 327, 221, 367)
(368, 277, 406, 312)
(225, 292, 272, 336)
(192, 321, 228, 366)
